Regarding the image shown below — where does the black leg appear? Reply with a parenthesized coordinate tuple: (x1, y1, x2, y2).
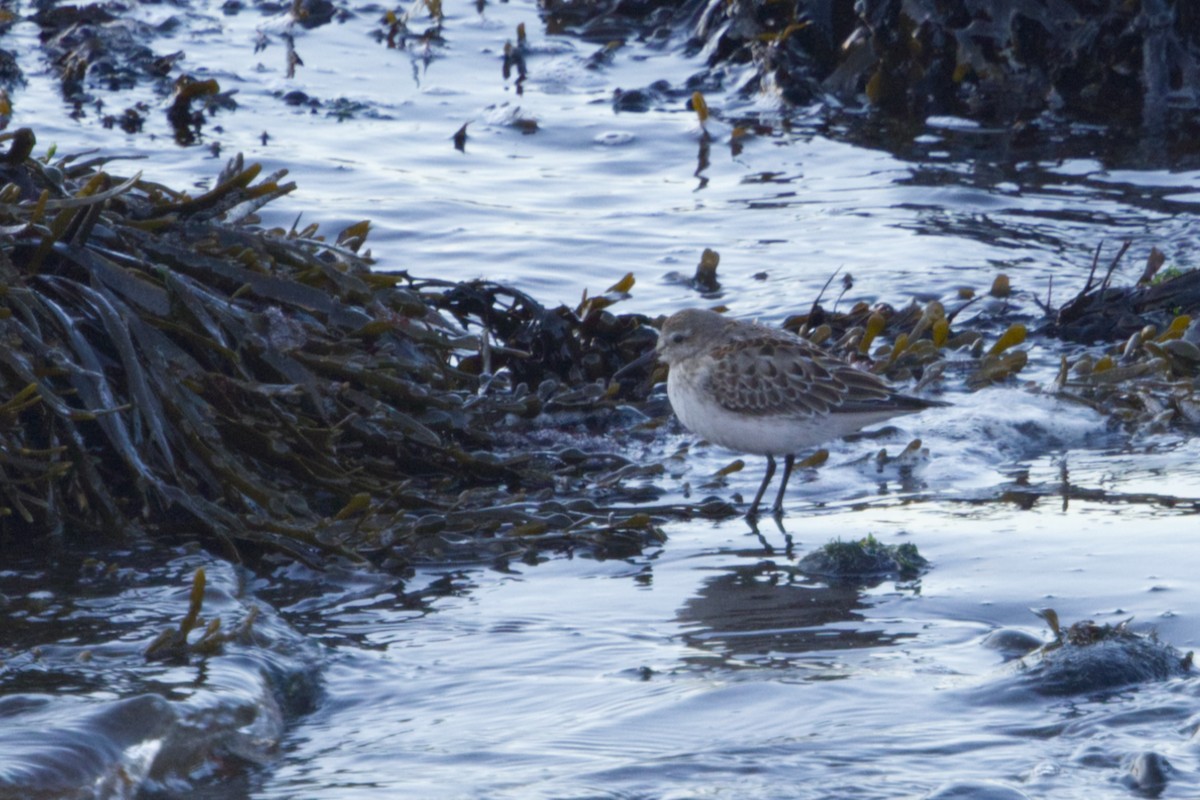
(771, 454, 795, 516)
(747, 455, 776, 518)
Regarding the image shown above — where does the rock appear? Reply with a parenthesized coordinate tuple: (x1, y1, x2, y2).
(1122, 751, 1172, 797)
(924, 780, 1031, 800)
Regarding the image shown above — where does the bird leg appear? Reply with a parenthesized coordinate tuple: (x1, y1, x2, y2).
(771, 454, 796, 516)
(747, 454, 777, 518)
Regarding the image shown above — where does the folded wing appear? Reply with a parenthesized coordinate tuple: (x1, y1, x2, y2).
(706, 335, 896, 418)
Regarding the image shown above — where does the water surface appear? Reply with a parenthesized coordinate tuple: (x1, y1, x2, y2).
(3, 1, 1200, 797)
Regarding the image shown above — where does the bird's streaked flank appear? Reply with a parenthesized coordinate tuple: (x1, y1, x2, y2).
(653, 308, 945, 518)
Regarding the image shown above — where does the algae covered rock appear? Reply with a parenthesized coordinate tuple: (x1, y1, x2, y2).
(987, 612, 1194, 700)
(798, 533, 928, 580)
(1018, 616, 1193, 697)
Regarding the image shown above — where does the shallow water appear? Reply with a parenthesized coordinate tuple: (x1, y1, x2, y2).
(4, 1, 1200, 798)
(12, 0, 1200, 309)
(247, 397, 1200, 800)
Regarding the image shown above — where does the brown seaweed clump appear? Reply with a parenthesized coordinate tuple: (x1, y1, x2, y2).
(0, 128, 667, 568)
(773, 279, 1030, 393)
(1036, 243, 1200, 432)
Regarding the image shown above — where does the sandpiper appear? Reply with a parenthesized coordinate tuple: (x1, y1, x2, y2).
(650, 308, 945, 518)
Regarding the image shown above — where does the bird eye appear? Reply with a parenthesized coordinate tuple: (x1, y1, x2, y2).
(670, 332, 686, 344)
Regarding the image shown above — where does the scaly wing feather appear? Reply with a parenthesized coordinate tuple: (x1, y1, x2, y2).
(705, 335, 893, 418)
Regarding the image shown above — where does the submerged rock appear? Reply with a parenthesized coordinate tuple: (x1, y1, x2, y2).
(0, 547, 316, 799)
(1122, 751, 1173, 797)
(924, 780, 1031, 800)
(980, 628, 1043, 661)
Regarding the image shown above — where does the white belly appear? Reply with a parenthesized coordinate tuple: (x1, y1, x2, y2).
(667, 372, 905, 456)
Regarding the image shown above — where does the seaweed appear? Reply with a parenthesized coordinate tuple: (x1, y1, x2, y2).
(797, 533, 927, 581)
(0, 128, 665, 568)
(684, 0, 1200, 135)
(144, 567, 251, 663)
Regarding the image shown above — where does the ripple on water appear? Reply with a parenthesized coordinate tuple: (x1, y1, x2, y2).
(594, 131, 637, 146)
(0, 545, 320, 798)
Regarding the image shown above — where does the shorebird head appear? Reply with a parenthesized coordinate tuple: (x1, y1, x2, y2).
(655, 308, 727, 366)
(613, 307, 729, 381)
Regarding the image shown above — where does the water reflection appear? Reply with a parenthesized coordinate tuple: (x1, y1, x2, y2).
(694, 135, 710, 190)
(745, 514, 795, 556)
(677, 558, 917, 671)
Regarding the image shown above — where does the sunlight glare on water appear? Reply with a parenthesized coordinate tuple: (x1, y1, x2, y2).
(11, 0, 1200, 316)
(260, 487, 1200, 799)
